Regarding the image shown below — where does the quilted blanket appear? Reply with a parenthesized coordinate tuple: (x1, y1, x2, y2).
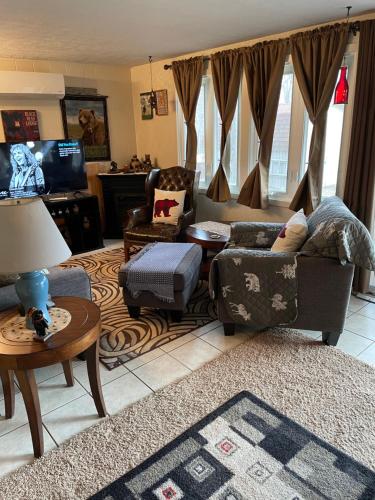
(209, 249, 298, 329)
(125, 242, 195, 303)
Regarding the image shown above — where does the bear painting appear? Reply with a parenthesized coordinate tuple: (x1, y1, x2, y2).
(78, 109, 106, 146)
(61, 96, 111, 161)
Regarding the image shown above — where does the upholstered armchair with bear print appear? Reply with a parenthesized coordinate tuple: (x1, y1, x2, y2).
(123, 167, 200, 262)
(209, 197, 375, 346)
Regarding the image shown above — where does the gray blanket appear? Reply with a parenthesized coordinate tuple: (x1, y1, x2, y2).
(210, 249, 298, 329)
(125, 242, 195, 303)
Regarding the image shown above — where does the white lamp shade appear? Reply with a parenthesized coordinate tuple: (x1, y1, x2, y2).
(0, 198, 72, 273)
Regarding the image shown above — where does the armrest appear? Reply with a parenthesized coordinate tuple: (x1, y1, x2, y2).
(209, 247, 296, 300)
(178, 208, 195, 230)
(230, 222, 284, 248)
(48, 266, 91, 300)
(123, 206, 152, 231)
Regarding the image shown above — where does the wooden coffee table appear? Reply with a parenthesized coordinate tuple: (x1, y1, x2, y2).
(0, 296, 106, 458)
(185, 226, 229, 280)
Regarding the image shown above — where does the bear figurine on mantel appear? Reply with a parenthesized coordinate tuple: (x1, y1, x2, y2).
(129, 154, 142, 172)
(127, 154, 153, 172)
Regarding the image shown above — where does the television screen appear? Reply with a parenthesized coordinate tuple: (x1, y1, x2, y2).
(0, 139, 87, 199)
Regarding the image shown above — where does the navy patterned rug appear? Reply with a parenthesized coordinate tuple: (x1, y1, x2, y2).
(91, 391, 375, 499)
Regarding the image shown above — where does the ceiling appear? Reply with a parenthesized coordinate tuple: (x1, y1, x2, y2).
(0, 0, 373, 66)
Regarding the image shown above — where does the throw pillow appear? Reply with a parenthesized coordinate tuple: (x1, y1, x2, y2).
(271, 209, 308, 253)
(152, 189, 186, 225)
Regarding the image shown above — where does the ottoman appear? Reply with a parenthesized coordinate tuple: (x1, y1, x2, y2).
(118, 243, 202, 322)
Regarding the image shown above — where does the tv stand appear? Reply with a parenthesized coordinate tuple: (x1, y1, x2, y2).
(43, 194, 103, 255)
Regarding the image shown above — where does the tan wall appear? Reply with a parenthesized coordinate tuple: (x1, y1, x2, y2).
(0, 58, 137, 168)
(131, 12, 375, 223)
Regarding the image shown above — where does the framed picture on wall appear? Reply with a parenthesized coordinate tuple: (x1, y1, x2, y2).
(60, 95, 111, 161)
(156, 90, 168, 116)
(1, 110, 40, 142)
(140, 92, 153, 120)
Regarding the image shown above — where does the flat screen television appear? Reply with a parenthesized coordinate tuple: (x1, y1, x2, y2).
(0, 139, 87, 199)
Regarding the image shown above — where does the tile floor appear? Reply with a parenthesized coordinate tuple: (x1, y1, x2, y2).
(1, 293, 375, 478)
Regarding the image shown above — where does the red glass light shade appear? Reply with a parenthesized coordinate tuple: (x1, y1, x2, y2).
(334, 66, 349, 104)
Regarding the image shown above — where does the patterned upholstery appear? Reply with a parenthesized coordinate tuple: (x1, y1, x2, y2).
(302, 196, 375, 270)
(123, 167, 200, 261)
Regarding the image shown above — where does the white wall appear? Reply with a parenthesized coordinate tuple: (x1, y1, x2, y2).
(0, 58, 136, 166)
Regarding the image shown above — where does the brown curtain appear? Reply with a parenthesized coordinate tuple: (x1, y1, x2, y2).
(289, 24, 349, 214)
(206, 50, 242, 202)
(172, 56, 203, 170)
(344, 20, 375, 293)
(237, 40, 288, 209)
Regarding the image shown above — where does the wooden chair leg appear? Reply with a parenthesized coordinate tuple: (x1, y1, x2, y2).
(171, 310, 183, 322)
(85, 340, 107, 418)
(224, 323, 235, 336)
(15, 369, 43, 458)
(128, 306, 140, 319)
(62, 360, 74, 387)
(0, 369, 15, 419)
(124, 243, 130, 263)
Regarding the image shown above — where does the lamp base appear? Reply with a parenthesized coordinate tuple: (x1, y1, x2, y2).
(15, 271, 50, 330)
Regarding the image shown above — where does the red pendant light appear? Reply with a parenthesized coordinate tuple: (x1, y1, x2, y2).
(334, 6, 352, 105)
(334, 66, 349, 104)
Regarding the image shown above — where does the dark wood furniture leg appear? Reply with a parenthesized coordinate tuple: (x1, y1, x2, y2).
(15, 369, 43, 458)
(0, 369, 15, 419)
(171, 310, 183, 322)
(224, 323, 235, 336)
(124, 243, 130, 263)
(62, 360, 74, 387)
(128, 305, 140, 319)
(85, 340, 107, 418)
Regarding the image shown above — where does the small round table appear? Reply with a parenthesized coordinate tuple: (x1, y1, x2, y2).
(184, 226, 229, 280)
(0, 296, 106, 458)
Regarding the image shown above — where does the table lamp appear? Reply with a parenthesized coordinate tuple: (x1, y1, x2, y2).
(0, 198, 72, 329)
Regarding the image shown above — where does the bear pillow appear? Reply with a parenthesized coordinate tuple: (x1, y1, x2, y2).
(152, 188, 186, 225)
(271, 209, 308, 253)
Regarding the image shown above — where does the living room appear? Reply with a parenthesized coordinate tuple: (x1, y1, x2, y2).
(0, 1, 375, 498)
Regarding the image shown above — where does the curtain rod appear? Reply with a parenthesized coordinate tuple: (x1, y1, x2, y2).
(163, 21, 360, 70)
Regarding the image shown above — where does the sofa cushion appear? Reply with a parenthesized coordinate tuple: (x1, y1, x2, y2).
(301, 196, 375, 270)
(271, 210, 308, 253)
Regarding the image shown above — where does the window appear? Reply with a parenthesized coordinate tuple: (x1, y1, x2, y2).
(268, 61, 306, 202)
(177, 75, 240, 190)
(303, 55, 354, 199)
(214, 101, 239, 187)
(176, 43, 357, 204)
(195, 85, 206, 185)
(269, 67, 293, 196)
(268, 51, 356, 203)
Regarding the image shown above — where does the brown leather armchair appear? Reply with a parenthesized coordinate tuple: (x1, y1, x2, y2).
(123, 166, 200, 261)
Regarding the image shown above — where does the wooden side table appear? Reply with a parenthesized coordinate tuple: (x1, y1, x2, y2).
(184, 226, 229, 280)
(0, 296, 106, 458)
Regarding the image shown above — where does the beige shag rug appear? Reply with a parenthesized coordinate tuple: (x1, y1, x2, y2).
(0, 329, 374, 499)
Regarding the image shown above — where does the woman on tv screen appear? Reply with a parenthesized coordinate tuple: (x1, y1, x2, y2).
(9, 143, 45, 198)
